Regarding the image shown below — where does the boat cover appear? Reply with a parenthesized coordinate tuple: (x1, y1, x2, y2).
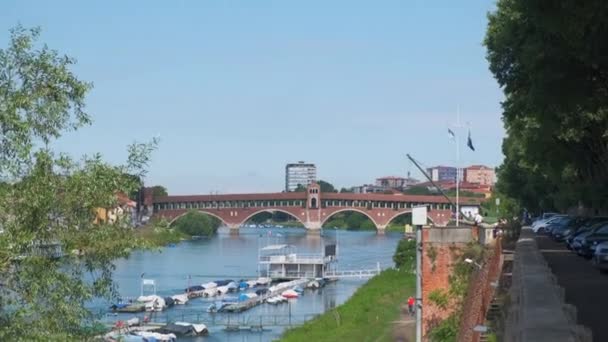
(185, 285, 204, 292)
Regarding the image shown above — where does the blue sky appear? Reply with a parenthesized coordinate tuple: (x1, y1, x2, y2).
(0, 0, 504, 194)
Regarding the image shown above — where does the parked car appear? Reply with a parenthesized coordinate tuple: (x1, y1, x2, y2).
(592, 241, 608, 272)
(532, 215, 567, 233)
(577, 224, 608, 259)
(551, 217, 586, 241)
(545, 216, 574, 235)
(565, 219, 608, 249)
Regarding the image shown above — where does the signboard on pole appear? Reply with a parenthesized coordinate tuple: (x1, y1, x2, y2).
(412, 205, 428, 226)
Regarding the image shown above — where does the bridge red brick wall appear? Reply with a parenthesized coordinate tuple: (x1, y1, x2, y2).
(155, 207, 451, 230)
(155, 206, 308, 228)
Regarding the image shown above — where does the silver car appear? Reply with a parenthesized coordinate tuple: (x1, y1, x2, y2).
(592, 241, 608, 272)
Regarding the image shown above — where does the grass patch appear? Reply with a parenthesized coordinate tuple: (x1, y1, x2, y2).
(281, 268, 415, 342)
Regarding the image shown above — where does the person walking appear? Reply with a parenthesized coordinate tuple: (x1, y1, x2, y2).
(407, 296, 415, 316)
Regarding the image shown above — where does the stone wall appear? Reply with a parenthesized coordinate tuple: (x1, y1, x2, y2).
(504, 228, 592, 341)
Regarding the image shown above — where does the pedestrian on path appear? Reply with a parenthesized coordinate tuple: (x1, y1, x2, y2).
(407, 296, 415, 316)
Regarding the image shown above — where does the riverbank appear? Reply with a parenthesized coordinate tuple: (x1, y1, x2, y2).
(281, 268, 415, 342)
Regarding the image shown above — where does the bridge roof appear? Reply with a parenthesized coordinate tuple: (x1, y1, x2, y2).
(154, 192, 482, 205)
(321, 192, 482, 205)
(155, 192, 306, 203)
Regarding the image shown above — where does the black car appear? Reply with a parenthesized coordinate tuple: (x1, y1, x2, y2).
(552, 217, 588, 241)
(564, 218, 608, 249)
(578, 224, 608, 258)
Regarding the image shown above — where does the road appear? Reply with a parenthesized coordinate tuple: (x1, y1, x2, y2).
(536, 235, 608, 342)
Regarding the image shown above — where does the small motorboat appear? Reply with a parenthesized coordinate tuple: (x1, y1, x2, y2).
(226, 281, 238, 292)
(256, 277, 272, 286)
(201, 282, 217, 290)
(266, 295, 286, 305)
(214, 279, 234, 287)
(215, 285, 230, 296)
(171, 294, 189, 305)
(155, 322, 208, 336)
(203, 288, 217, 298)
(185, 285, 204, 292)
(306, 280, 320, 289)
(255, 288, 269, 296)
(110, 302, 145, 313)
(282, 289, 299, 299)
(138, 295, 166, 312)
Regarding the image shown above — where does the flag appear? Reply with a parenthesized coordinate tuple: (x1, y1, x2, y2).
(467, 130, 475, 151)
(448, 128, 455, 141)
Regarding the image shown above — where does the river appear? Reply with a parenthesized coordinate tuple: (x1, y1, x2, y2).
(100, 227, 402, 341)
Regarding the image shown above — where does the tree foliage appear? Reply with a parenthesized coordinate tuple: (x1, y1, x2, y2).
(172, 210, 221, 237)
(393, 238, 416, 269)
(0, 26, 157, 340)
(294, 184, 307, 192)
(317, 180, 338, 193)
(150, 185, 168, 198)
(485, 0, 608, 213)
(324, 211, 377, 230)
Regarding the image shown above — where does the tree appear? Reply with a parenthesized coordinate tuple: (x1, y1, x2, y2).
(172, 210, 220, 237)
(339, 187, 353, 193)
(485, 0, 608, 213)
(393, 239, 416, 269)
(294, 184, 307, 192)
(150, 185, 168, 198)
(317, 180, 338, 193)
(0, 26, 157, 340)
(403, 186, 435, 196)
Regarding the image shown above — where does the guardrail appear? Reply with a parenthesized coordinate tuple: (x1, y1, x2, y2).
(504, 228, 592, 341)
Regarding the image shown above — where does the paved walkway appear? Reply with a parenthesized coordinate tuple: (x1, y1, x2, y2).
(390, 304, 415, 342)
(536, 235, 608, 342)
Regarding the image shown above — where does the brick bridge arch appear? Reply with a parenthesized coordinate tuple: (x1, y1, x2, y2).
(152, 183, 477, 232)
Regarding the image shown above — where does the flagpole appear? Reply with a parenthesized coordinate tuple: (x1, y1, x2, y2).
(456, 106, 460, 227)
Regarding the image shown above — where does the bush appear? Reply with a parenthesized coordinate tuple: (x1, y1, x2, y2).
(393, 238, 416, 269)
(172, 210, 220, 237)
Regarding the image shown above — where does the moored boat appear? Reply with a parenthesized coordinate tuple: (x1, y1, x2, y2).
(281, 289, 299, 299)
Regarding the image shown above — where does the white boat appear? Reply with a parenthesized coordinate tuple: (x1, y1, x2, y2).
(201, 282, 217, 289)
(244, 292, 258, 299)
(266, 295, 286, 305)
(256, 277, 272, 286)
(246, 280, 258, 288)
(175, 322, 209, 335)
(134, 331, 177, 341)
(171, 294, 189, 305)
(215, 285, 230, 295)
(306, 280, 320, 289)
(137, 295, 166, 312)
(203, 288, 217, 297)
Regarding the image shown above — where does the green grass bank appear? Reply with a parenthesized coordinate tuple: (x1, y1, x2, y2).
(281, 268, 415, 342)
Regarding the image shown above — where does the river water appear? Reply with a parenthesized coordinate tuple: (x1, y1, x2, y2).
(101, 227, 401, 341)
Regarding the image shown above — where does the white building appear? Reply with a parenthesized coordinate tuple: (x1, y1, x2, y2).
(285, 161, 317, 192)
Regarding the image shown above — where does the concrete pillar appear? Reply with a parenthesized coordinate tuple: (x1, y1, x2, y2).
(226, 223, 240, 230)
(305, 221, 322, 230)
(377, 224, 387, 235)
